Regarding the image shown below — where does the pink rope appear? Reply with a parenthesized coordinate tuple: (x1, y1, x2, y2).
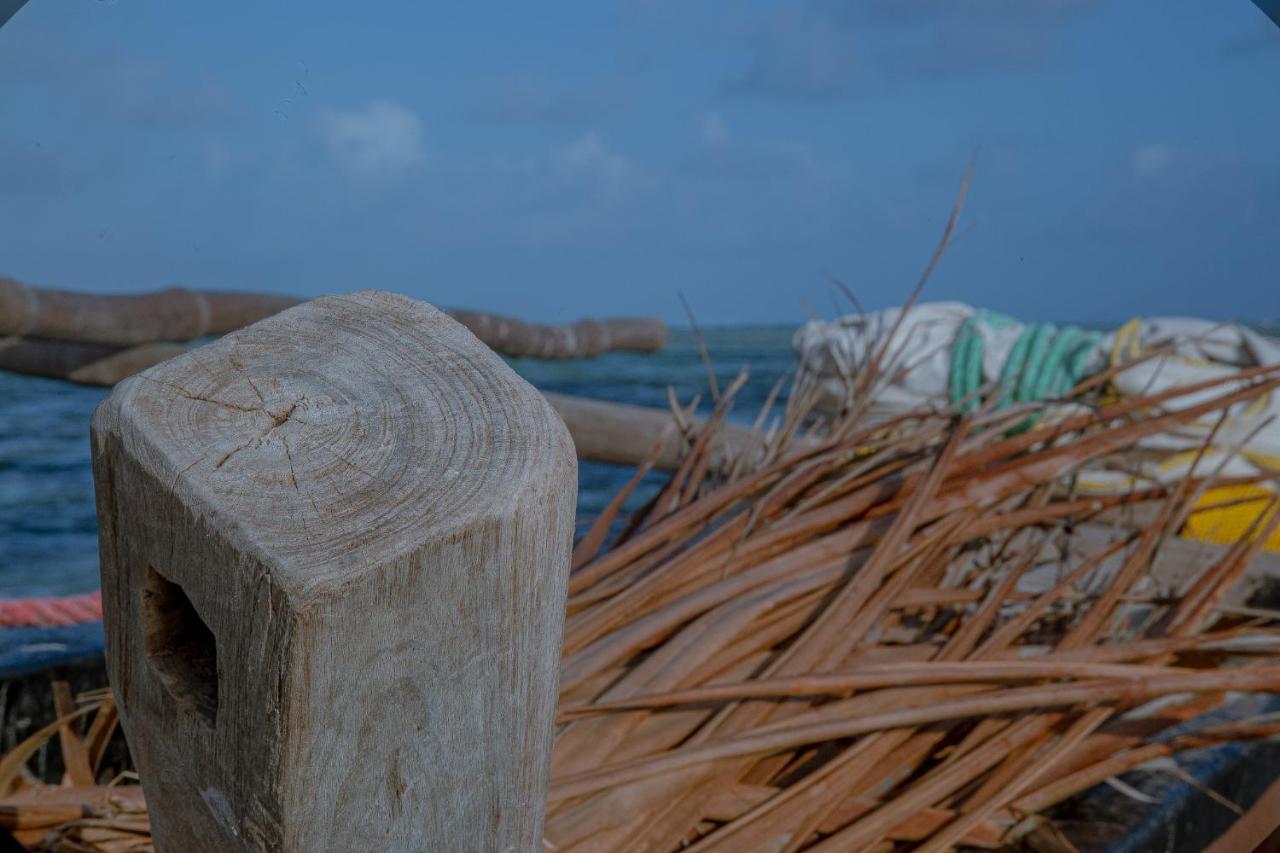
(0, 592, 103, 628)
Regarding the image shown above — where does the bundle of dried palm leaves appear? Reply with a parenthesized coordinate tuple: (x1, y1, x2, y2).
(547, 352, 1280, 851)
(539, 183, 1280, 850)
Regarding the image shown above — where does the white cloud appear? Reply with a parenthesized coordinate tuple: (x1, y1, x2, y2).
(549, 133, 646, 203)
(684, 114, 823, 182)
(1131, 144, 1178, 180)
(482, 134, 650, 245)
(697, 112, 731, 147)
(320, 100, 425, 182)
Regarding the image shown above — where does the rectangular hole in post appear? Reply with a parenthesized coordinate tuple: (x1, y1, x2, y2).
(143, 565, 219, 727)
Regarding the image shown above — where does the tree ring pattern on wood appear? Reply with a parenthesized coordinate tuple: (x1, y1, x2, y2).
(93, 290, 574, 602)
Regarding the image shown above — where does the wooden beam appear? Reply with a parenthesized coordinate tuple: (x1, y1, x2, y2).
(91, 291, 575, 850)
(544, 391, 775, 471)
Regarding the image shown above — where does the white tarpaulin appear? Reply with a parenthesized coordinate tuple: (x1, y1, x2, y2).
(794, 304, 1280, 490)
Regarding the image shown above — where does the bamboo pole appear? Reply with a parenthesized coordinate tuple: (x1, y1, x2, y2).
(90, 291, 576, 851)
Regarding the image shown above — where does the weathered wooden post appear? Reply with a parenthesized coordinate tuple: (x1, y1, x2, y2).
(90, 291, 576, 850)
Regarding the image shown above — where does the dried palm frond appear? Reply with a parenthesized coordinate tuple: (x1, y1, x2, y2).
(0, 688, 148, 852)
(544, 352, 1280, 851)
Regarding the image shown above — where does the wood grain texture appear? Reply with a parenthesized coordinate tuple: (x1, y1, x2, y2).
(91, 290, 576, 851)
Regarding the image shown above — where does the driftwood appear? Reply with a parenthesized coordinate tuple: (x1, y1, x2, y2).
(0, 337, 188, 385)
(450, 308, 667, 359)
(0, 277, 297, 347)
(90, 291, 575, 850)
(0, 276, 667, 357)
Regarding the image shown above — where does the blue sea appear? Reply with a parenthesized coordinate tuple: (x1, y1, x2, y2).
(0, 327, 796, 598)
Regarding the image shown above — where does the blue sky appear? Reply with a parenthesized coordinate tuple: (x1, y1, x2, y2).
(1, 1, 1277, 325)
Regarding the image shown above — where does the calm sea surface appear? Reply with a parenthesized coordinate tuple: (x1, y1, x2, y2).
(0, 327, 795, 597)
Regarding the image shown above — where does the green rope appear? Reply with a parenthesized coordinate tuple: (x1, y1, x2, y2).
(949, 312, 1102, 422)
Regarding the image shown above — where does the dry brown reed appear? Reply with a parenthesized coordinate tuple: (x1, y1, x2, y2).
(542, 347, 1280, 851)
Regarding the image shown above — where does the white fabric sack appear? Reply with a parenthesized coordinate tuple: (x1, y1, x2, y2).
(794, 304, 1280, 486)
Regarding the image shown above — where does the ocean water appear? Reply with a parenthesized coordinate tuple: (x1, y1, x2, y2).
(0, 327, 795, 597)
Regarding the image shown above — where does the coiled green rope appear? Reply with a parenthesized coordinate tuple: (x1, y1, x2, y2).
(950, 311, 1102, 417)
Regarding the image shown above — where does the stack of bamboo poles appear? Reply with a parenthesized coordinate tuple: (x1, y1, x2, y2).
(6, 362, 1280, 851)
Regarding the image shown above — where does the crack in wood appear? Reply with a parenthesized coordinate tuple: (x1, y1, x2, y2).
(213, 400, 301, 470)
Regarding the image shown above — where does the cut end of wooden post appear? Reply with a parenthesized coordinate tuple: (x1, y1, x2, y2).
(92, 290, 576, 851)
(95, 290, 573, 601)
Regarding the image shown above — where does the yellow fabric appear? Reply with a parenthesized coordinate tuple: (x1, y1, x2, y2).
(1184, 484, 1280, 552)
(1110, 318, 1144, 367)
(1155, 449, 1204, 475)
(1243, 448, 1280, 472)
(1102, 318, 1280, 552)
